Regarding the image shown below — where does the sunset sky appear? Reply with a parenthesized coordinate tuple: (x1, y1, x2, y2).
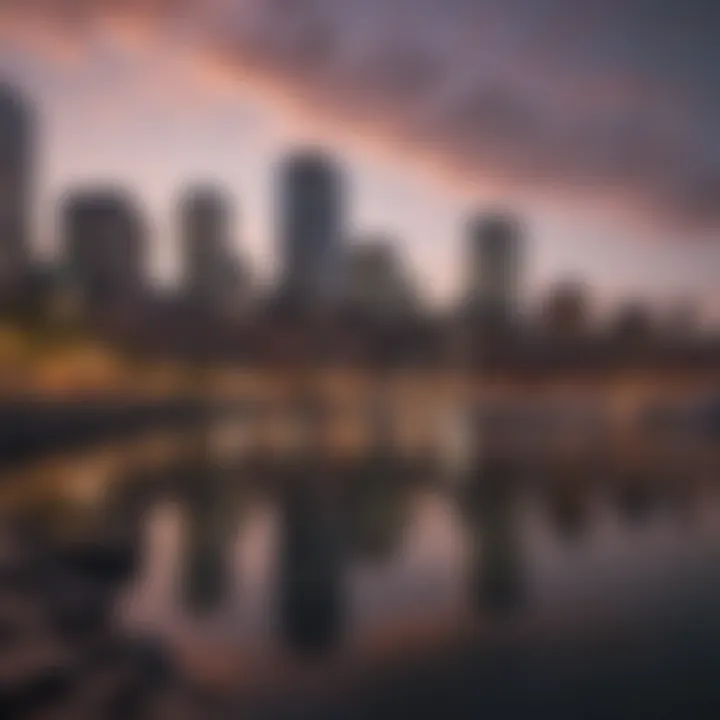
(1, 0, 720, 320)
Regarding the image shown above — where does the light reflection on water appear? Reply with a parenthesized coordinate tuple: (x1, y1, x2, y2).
(115, 474, 720, 658)
(119, 499, 278, 653)
(3, 413, 720, 665)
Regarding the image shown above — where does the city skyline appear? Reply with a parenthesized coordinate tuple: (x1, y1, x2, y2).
(1, 3, 720, 322)
(1, 76, 718, 333)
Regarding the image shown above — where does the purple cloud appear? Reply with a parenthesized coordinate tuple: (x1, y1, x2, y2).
(4, 0, 720, 229)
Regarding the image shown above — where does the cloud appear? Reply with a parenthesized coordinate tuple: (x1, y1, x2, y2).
(3, 0, 720, 229)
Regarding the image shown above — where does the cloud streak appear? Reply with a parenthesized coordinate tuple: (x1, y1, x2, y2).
(3, 0, 720, 230)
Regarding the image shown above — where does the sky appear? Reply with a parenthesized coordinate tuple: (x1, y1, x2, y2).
(1, 0, 720, 320)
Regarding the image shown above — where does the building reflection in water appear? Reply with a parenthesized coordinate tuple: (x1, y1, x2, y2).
(544, 463, 592, 540)
(615, 469, 656, 525)
(464, 441, 525, 614)
(345, 372, 411, 562)
(277, 466, 346, 655)
(177, 422, 244, 617)
(345, 462, 410, 563)
(181, 475, 232, 616)
(274, 384, 347, 655)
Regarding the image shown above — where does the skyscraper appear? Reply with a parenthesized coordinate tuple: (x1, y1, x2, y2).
(344, 236, 418, 321)
(278, 150, 343, 311)
(610, 300, 655, 343)
(541, 279, 590, 338)
(466, 212, 522, 330)
(179, 184, 246, 315)
(0, 84, 33, 300)
(62, 188, 146, 314)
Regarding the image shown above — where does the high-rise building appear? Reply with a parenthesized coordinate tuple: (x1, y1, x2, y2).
(0, 84, 33, 299)
(179, 185, 246, 316)
(344, 236, 418, 320)
(278, 150, 343, 311)
(663, 298, 700, 339)
(62, 188, 146, 314)
(610, 301, 655, 342)
(541, 280, 590, 338)
(465, 212, 522, 330)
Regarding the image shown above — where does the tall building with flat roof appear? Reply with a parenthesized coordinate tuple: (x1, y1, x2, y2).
(179, 184, 246, 315)
(541, 279, 590, 338)
(278, 150, 343, 311)
(62, 188, 146, 315)
(0, 84, 33, 298)
(345, 236, 418, 321)
(610, 300, 655, 342)
(466, 212, 522, 330)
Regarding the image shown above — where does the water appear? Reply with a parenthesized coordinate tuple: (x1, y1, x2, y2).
(2, 413, 720, 687)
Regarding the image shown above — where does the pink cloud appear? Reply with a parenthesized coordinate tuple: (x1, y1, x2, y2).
(3, 0, 720, 232)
